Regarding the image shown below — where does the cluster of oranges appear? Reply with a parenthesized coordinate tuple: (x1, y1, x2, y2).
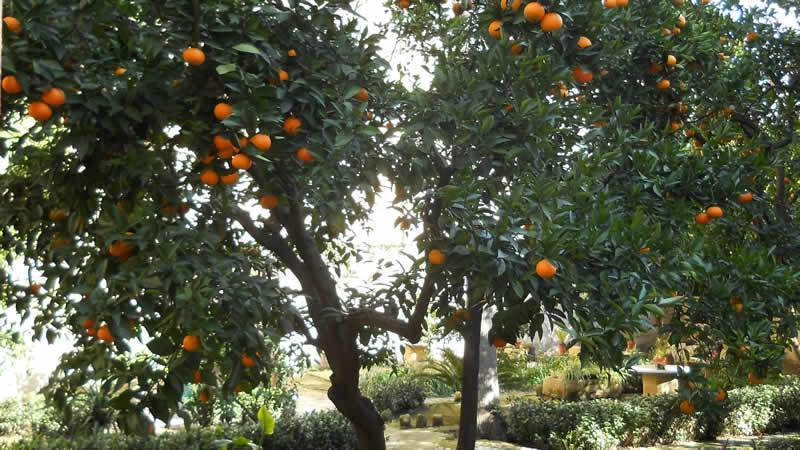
(80, 319, 114, 342)
(695, 205, 723, 225)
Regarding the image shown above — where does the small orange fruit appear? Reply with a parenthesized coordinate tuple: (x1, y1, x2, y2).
(242, 353, 256, 368)
(428, 249, 446, 265)
(648, 63, 663, 74)
(397, 0, 411, 8)
(706, 206, 723, 218)
(28, 101, 53, 121)
(296, 147, 315, 162)
(114, 67, 127, 76)
(3, 16, 21, 34)
(81, 319, 95, 329)
(1, 75, 22, 94)
(746, 31, 758, 42)
(540, 12, 562, 32)
(220, 172, 240, 185)
(488, 20, 502, 39)
(666, 55, 677, 67)
(214, 103, 233, 121)
(523, 2, 545, 21)
(640, 247, 651, 254)
(200, 169, 219, 186)
(738, 192, 753, 204)
(685, 129, 696, 138)
(97, 325, 114, 342)
(239, 137, 250, 149)
(283, 117, 302, 135)
(493, 337, 507, 348)
(715, 388, 727, 401)
(656, 79, 671, 90)
(577, 36, 592, 49)
(695, 213, 709, 225)
(200, 151, 216, 164)
(30, 284, 41, 296)
(87, 327, 98, 336)
(604, 0, 618, 8)
(213, 135, 236, 158)
(354, 88, 369, 102)
(260, 194, 279, 209)
(251, 134, 272, 151)
(279, 69, 289, 81)
(49, 209, 68, 221)
(183, 47, 206, 66)
(231, 153, 252, 170)
(192, 370, 202, 384)
(510, 43, 524, 55)
(183, 335, 201, 352)
(676, 14, 687, 28)
(617, 0, 628, 5)
(679, 400, 695, 415)
(503, 103, 513, 112)
(572, 66, 593, 84)
(41, 88, 66, 107)
(733, 302, 744, 313)
(288, 49, 297, 57)
(747, 372, 763, 385)
(535, 259, 557, 278)
(198, 390, 210, 402)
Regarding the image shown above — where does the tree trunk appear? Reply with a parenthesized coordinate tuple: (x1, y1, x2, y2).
(457, 302, 484, 450)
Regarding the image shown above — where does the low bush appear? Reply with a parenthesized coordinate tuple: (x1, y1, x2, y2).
(360, 369, 427, 415)
(502, 377, 800, 450)
(2, 410, 355, 450)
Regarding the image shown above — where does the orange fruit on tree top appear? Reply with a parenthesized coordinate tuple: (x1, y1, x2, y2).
(677, 14, 687, 28)
(733, 302, 744, 313)
(3, 17, 22, 34)
(540, 12, 562, 32)
(296, 147, 315, 162)
(192, 370, 202, 384)
(232, 153, 252, 170)
(354, 88, 369, 102)
(242, 353, 256, 368)
(715, 388, 727, 402)
(706, 206, 723, 218)
(666, 55, 677, 67)
(87, 327, 98, 336)
(220, 172, 240, 185)
(488, 20, 502, 39)
(656, 79, 671, 90)
(738, 192, 753, 204)
(679, 400, 695, 415)
(617, 0, 629, 5)
(214, 103, 233, 121)
(42, 88, 66, 107)
(28, 102, 53, 121)
(239, 137, 249, 149)
(283, 117, 302, 135)
(200, 169, 220, 186)
(279, 69, 289, 81)
(251, 134, 272, 151)
(577, 36, 592, 48)
(30, 284, 41, 296)
(523, 2, 545, 22)
(81, 319, 95, 329)
(510, 43, 524, 55)
(183, 335, 201, 352)
(397, 0, 411, 8)
(198, 390, 210, 402)
(213, 135, 236, 158)
(746, 31, 759, 42)
(535, 259, 557, 278)
(501, 0, 522, 11)
(572, 66, 593, 84)
(648, 63, 663, 74)
(288, 49, 297, 57)
(260, 194, 279, 209)
(493, 336, 507, 348)
(428, 249, 446, 265)
(97, 325, 114, 342)
(2, 76, 22, 94)
(114, 67, 127, 76)
(183, 47, 206, 66)
(604, 0, 618, 8)
(695, 213, 709, 225)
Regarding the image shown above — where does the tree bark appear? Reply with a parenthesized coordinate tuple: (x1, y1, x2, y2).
(456, 302, 484, 450)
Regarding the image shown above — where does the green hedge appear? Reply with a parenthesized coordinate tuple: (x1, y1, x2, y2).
(501, 378, 800, 450)
(2, 410, 356, 450)
(360, 370, 426, 415)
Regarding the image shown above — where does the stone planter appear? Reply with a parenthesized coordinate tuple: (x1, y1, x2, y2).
(542, 375, 622, 400)
(403, 343, 429, 366)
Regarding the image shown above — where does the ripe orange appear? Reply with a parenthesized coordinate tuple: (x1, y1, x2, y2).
(733, 302, 744, 313)
(715, 388, 727, 402)
(540, 13, 562, 32)
(656, 79, 671, 90)
(397, 0, 411, 8)
(296, 147, 315, 162)
(30, 284, 41, 296)
(510, 43, 524, 54)
(81, 319, 95, 329)
(214, 103, 233, 121)
(3, 16, 21, 34)
(192, 370, 202, 384)
(288, 49, 297, 57)
(685, 129, 695, 137)
(695, 213, 709, 225)
(488, 20, 502, 39)
(114, 67, 127, 76)
(233, 385, 242, 393)
(220, 172, 240, 185)
(577, 36, 592, 49)
(108, 240, 135, 259)
(239, 137, 249, 149)
(242, 353, 256, 368)
(1, 75, 22, 94)
(746, 31, 759, 42)
(87, 327, 97, 337)
(260, 194, 279, 209)
(251, 134, 272, 151)
(493, 337, 507, 348)
(617, 0, 629, 5)
(747, 372, 763, 385)
(640, 247, 651, 254)
(648, 63, 663, 74)
(183, 335, 201, 352)
(706, 206, 723, 218)
(213, 135, 236, 158)
(200, 169, 220, 186)
(198, 390, 210, 402)
(500, 0, 521, 10)
(673, 0, 684, 5)
(503, 103, 513, 112)
(535, 259, 557, 278)
(279, 69, 289, 81)
(604, 0, 617, 8)
(200, 151, 216, 165)
(661, 28, 672, 37)
(231, 153, 252, 170)
(523, 2, 545, 22)
(677, 14, 687, 28)
(452, 2, 463, 15)
(666, 55, 677, 67)
(679, 400, 695, 415)
(49, 209, 67, 221)
(738, 192, 753, 204)
(183, 47, 206, 66)
(572, 66, 593, 84)
(283, 117, 302, 135)
(97, 325, 114, 342)
(354, 88, 369, 102)
(428, 249, 446, 265)
(28, 101, 53, 121)
(41, 88, 66, 107)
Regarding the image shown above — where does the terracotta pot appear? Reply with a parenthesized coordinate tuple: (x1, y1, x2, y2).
(557, 343, 567, 355)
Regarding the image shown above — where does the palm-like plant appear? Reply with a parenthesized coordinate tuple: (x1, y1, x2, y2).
(412, 349, 463, 393)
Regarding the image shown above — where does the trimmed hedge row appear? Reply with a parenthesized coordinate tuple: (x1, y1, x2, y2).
(501, 378, 800, 449)
(1, 410, 356, 450)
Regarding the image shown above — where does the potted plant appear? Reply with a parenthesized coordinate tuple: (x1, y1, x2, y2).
(555, 328, 569, 355)
(650, 335, 671, 369)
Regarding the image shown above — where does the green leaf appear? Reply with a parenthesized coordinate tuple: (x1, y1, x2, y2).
(257, 405, 275, 435)
(216, 64, 237, 75)
(232, 43, 262, 55)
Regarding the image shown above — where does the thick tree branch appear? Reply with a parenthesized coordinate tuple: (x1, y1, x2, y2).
(232, 208, 308, 281)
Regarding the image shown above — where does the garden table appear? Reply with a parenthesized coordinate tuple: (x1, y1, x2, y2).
(631, 365, 691, 395)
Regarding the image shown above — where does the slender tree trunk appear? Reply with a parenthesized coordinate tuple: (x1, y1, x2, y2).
(457, 302, 484, 450)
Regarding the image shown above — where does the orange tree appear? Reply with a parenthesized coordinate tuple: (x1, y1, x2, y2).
(387, 0, 799, 446)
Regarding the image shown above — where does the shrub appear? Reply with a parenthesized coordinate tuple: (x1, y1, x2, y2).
(360, 369, 426, 415)
(411, 349, 462, 396)
(501, 377, 800, 450)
